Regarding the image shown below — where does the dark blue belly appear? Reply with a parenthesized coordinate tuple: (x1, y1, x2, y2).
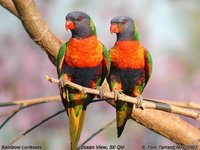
(62, 63, 102, 88)
(108, 66, 145, 96)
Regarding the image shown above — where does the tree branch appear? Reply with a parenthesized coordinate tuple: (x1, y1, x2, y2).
(0, 0, 19, 17)
(145, 98, 200, 110)
(132, 109, 200, 145)
(0, 109, 19, 130)
(12, 0, 63, 65)
(0, 108, 19, 117)
(0, 96, 60, 129)
(46, 76, 200, 145)
(46, 75, 200, 121)
(0, 96, 60, 107)
(1, 77, 200, 145)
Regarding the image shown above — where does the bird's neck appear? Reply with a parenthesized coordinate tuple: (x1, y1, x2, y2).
(69, 35, 98, 49)
(117, 31, 139, 41)
(71, 27, 94, 39)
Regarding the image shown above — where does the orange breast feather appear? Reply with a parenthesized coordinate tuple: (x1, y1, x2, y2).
(65, 35, 103, 68)
(109, 41, 145, 69)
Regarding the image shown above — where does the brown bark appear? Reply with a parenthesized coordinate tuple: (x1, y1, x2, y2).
(132, 109, 200, 145)
(0, 0, 19, 17)
(12, 0, 63, 65)
(107, 99, 200, 146)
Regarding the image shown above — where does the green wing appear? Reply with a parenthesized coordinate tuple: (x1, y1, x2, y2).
(144, 49, 153, 85)
(133, 23, 140, 41)
(101, 45, 110, 85)
(90, 19, 97, 36)
(57, 43, 68, 77)
(134, 49, 152, 95)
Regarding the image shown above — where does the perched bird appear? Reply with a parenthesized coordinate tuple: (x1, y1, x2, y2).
(57, 11, 110, 150)
(108, 16, 153, 137)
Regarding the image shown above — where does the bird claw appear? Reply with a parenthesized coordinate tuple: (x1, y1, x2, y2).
(136, 95, 144, 109)
(97, 86, 105, 99)
(59, 77, 66, 88)
(114, 90, 120, 101)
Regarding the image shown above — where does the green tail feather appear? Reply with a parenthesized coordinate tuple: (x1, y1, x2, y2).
(116, 101, 133, 137)
(68, 107, 86, 150)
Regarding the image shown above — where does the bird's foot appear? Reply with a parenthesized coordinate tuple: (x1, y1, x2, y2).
(136, 95, 144, 109)
(59, 76, 66, 88)
(114, 90, 120, 101)
(96, 86, 105, 99)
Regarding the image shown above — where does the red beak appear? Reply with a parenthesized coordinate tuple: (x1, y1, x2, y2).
(65, 20, 75, 30)
(110, 24, 119, 33)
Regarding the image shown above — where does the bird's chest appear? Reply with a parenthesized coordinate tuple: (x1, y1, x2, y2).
(65, 37, 103, 68)
(109, 41, 145, 69)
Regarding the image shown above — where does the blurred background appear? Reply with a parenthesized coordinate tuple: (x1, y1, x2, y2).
(0, 0, 200, 149)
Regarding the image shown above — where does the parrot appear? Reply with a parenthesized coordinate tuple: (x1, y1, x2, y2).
(57, 11, 110, 150)
(108, 16, 153, 137)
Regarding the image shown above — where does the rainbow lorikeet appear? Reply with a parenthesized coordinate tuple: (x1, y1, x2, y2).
(108, 16, 153, 137)
(57, 11, 110, 150)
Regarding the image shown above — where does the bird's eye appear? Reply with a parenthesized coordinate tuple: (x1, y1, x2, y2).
(77, 16, 83, 21)
(122, 20, 127, 25)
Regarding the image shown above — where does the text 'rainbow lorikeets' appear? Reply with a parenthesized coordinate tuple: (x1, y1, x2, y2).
(57, 11, 110, 150)
(108, 16, 153, 137)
